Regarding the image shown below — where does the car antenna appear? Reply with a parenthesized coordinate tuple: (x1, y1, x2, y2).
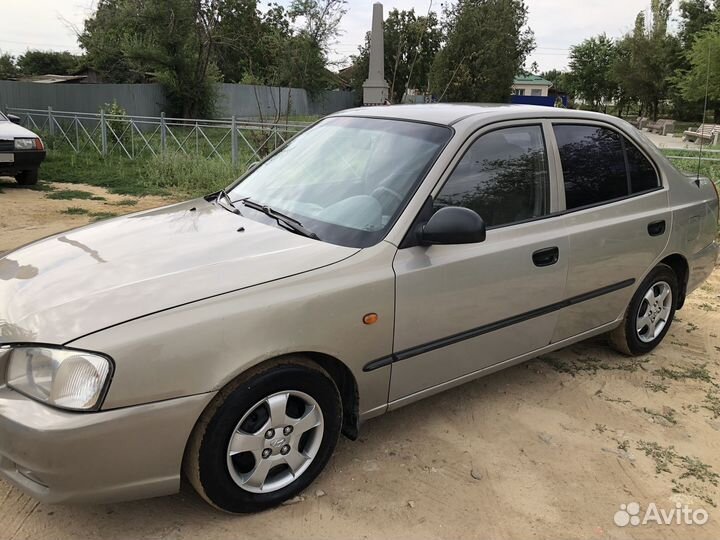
(696, 39, 712, 186)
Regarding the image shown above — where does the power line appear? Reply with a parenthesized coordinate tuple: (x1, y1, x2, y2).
(0, 38, 81, 50)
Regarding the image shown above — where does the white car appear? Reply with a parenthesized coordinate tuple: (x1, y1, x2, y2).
(0, 111, 46, 185)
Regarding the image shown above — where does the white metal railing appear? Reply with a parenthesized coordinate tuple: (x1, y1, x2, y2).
(6, 107, 312, 166)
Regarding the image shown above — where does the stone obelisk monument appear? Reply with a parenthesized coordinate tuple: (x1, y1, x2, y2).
(362, 2, 389, 105)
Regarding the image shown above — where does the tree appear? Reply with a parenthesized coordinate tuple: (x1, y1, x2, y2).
(16, 50, 81, 75)
(80, 0, 221, 117)
(678, 0, 718, 48)
(0, 52, 17, 80)
(567, 34, 617, 111)
(540, 69, 570, 92)
(429, 0, 534, 102)
(347, 8, 441, 103)
(677, 20, 720, 121)
(612, 1, 680, 119)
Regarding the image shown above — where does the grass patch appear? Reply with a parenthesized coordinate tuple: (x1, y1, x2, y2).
(62, 206, 89, 215)
(39, 147, 244, 198)
(663, 149, 720, 183)
(542, 354, 649, 376)
(637, 441, 678, 474)
(89, 211, 118, 222)
(644, 380, 668, 393)
(112, 199, 138, 206)
(46, 189, 96, 200)
(642, 406, 677, 425)
(0, 179, 54, 192)
(654, 363, 715, 384)
(703, 389, 720, 418)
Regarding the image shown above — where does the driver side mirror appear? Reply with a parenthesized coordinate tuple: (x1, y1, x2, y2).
(419, 206, 486, 245)
(7, 114, 21, 125)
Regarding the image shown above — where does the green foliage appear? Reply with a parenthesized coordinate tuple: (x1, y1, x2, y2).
(676, 19, 720, 121)
(102, 100, 129, 143)
(46, 189, 97, 200)
(611, 1, 681, 119)
(540, 69, 570, 92)
(429, 0, 534, 102)
(80, 0, 221, 117)
(40, 147, 241, 198)
(0, 52, 17, 80)
(678, 0, 718, 48)
(349, 8, 442, 103)
(80, 0, 345, 116)
(567, 34, 617, 111)
(16, 50, 82, 76)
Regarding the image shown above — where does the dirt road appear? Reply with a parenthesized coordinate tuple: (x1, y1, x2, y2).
(1, 181, 719, 539)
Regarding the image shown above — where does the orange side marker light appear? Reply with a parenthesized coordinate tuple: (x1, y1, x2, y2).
(363, 313, 378, 325)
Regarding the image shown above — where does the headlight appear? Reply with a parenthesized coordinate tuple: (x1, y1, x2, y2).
(5, 347, 113, 411)
(14, 138, 37, 150)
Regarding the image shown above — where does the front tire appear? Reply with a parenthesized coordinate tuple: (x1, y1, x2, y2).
(609, 263, 678, 356)
(15, 169, 38, 185)
(184, 358, 342, 513)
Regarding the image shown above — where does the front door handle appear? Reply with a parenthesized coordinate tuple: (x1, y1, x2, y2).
(532, 247, 559, 267)
(648, 220, 666, 236)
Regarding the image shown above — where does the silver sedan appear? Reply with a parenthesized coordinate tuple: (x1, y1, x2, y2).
(0, 104, 717, 512)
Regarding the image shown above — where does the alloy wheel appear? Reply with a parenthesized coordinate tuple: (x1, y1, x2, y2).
(226, 390, 324, 494)
(636, 280, 672, 343)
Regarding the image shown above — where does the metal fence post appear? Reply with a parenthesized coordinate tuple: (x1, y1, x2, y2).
(100, 109, 108, 157)
(160, 112, 167, 155)
(231, 115, 238, 166)
(48, 106, 54, 137)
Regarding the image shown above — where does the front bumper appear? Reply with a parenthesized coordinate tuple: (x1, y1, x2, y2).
(0, 149, 45, 174)
(0, 387, 214, 503)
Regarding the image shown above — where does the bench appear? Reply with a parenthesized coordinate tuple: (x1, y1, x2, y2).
(632, 116, 648, 129)
(645, 118, 675, 136)
(683, 124, 720, 145)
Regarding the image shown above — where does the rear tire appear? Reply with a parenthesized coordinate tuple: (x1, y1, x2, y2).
(609, 263, 678, 356)
(15, 169, 38, 185)
(184, 358, 342, 513)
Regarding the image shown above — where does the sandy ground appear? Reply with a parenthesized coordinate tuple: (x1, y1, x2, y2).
(1, 179, 719, 539)
(0, 180, 175, 253)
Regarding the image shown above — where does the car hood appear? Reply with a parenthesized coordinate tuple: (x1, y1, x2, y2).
(0, 121, 38, 139)
(0, 199, 359, 344)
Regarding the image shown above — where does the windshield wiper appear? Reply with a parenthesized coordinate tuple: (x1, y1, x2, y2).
(237, 197, 319, 240)
(206, 189, 242, 215)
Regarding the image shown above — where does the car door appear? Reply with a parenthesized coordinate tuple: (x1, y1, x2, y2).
(389, 122, 569, 402)
(548, 122, 671, 342)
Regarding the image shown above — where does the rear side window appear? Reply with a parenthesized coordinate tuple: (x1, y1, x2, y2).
(554, 125, 628, 209)
(436, 125, 550, 227)
(625, 142, 659, 193)
(554, 124, 659, 210)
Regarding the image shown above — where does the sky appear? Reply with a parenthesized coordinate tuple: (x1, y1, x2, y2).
(0, 0, 682, 73)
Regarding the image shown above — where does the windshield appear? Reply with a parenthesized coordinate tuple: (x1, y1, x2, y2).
(228, 116, 452, 247)
(0, 112, 6, 121)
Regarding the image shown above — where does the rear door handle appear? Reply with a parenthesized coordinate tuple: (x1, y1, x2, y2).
(532, 247, 559, 267)
(648, 220, 666, 236)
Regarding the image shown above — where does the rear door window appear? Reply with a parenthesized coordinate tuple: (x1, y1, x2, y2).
(553, 124, 660, 210)
(625, 141, 660, 193)
(553, 125, 628, 210)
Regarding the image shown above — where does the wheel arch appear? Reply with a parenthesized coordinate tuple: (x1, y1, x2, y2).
(659, 253, 689, 309)
(194, 351, 360, 444)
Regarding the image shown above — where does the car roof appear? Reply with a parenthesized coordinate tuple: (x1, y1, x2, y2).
(331, 103, 614, 127)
